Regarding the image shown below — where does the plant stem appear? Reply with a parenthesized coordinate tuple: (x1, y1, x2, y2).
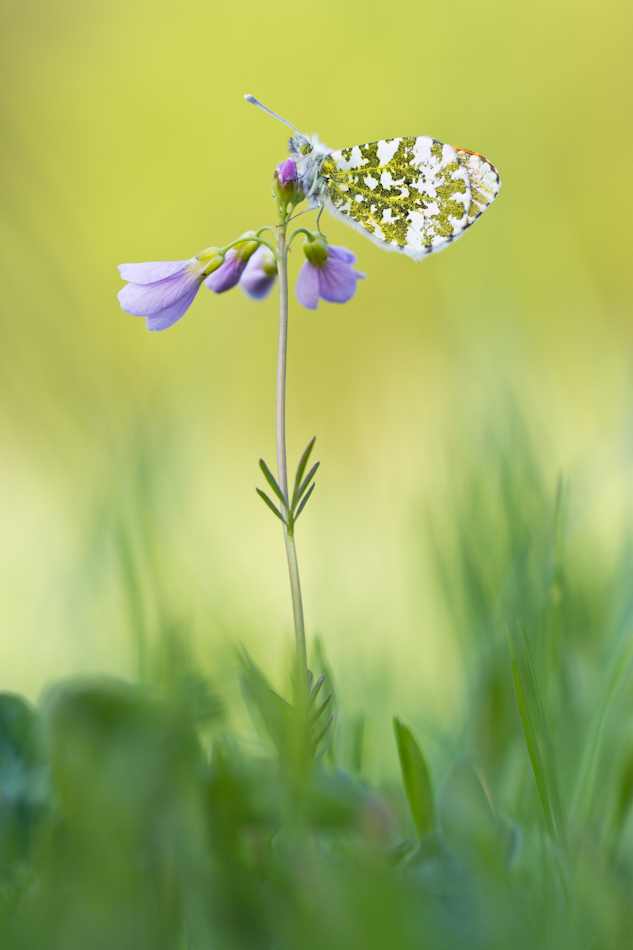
(276, 224, 308, 694)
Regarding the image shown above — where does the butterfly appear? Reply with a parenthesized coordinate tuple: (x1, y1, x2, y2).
(245, 95, 501, 261)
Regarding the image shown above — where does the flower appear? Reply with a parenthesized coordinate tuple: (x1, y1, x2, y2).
(295, 237, 366, 311)
(239, 246, 278, 300)
(117, 248, 224, 331)
(205, 233, 259, 293)
(273, 159, 303, 205)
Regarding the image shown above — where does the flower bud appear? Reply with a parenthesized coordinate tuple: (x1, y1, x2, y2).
(195, 246, 225, 275)
(260, 250, 278, 277)
(273, 159, 304, 205)
(302, 233, 329, 266)
(234, 231, 260, 262)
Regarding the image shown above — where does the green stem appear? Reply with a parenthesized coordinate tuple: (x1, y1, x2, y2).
(287, 227, 315, 246)
(220, 235, 279, 258)
(276, 224, 308, 696)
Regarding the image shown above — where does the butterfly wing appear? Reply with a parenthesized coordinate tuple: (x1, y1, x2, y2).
(319, 137, 499, 260)
(452, 148, 501, 226)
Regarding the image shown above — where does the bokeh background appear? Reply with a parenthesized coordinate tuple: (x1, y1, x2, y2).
(1, 0, 632, 776)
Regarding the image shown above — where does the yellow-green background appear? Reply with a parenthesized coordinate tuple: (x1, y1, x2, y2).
(1, 0, 632, 751)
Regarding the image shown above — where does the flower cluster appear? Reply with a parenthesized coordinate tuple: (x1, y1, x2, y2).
(117, 160, 365, 331)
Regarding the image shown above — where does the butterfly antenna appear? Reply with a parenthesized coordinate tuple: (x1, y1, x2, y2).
(243, 94, 301, 134)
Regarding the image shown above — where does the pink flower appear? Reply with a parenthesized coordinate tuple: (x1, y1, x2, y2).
(295, 242, 365, 311)
(118, 258, 210, 331)
(205, 234, 260, 293)
(239, 246, 278, 300)
(273, 159, 303, 205)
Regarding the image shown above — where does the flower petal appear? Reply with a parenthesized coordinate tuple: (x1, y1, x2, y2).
(239, 247, 278, 300)
(118, 263, 204, 316)
(327, 245, 357, 266)
(317, 258, 362, 304)
(145, 284, 202, 331)
(295, 261, 320, 310)
(205, 248, 247, 293)
(118, 260, 190, 284)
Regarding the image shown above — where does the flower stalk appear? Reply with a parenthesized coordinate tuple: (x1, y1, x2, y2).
(276, 217, 308, 703)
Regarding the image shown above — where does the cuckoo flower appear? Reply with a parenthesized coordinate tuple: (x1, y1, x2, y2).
(239, 246, 278, 300)
(273, 158, 303, 206)
(205, 233, 259, 293)
(118, 248, 224, 331)
(295, 236, 365, 311)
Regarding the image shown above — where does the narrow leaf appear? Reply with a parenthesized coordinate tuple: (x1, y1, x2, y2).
(292, 437, 316, 507)
(572, 631, 633, 825)
(259, 459, 287, 506)
(508, 627, 573, 908)
(294, 462, 320, 508)
(393, 717, 435, 838)
(311, 692, 332, 724)
(294, 483, 316, 521)
(516, 623, 569, 856)
(508, 629, 556, 840)
(312, 714, 333, 750)
(256, 489, 287, 525)
(309, 674, 325, 707)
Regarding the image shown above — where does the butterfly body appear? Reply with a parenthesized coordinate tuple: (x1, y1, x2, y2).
(288, 132, 500, 260)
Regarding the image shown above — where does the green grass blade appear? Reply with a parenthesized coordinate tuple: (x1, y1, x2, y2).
(516, 623, 570, 858)
(393, 717, 435, 839)
(508, 627, 574, 910)
(508, 628, 556, 840)
(294, 462, 320, 508)
(572, 632, 633, 825)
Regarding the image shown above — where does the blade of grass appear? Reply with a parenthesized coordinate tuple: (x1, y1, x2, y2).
(508, 627, 573, 909)
(393, 717, 435, 839)
(571, 631, 633, 826)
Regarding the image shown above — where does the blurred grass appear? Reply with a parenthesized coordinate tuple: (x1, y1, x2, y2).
(0, 0, 632, 783)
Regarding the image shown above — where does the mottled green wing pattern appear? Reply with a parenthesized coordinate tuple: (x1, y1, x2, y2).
(319, 136, 500, 260)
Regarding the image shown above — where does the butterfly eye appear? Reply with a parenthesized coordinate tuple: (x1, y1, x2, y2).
(300, 143, 312, 156)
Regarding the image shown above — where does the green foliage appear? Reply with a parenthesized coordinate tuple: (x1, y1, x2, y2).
(393, 717, 435, 838)
(4, 422, 633, 947)
(256, 438, 319, 535)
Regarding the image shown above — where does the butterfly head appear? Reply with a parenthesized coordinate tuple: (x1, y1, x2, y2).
(288, 133, 331, 207)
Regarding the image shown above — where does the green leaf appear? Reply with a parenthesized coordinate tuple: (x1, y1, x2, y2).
(258, 459, 287, 506)
(508, 626, 573, 907)
(508, 629, 556, 840)
(294, 483, 315, 521)
(238, 650, 292, 754)
(310, 692, 331, 724)
(312, 714, 333, 750)
(393, 717, 435, 839)
(294, 462, 320, 508)
(572, 631, 633, 826)
(309, 674, 325, 707)
(291, 437, 316, 508)
(256, 489, 287, 525)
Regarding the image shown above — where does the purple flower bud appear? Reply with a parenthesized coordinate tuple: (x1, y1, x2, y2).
(117, 257, 209, 331)
(205, 233, 259, 293)
(273, 158, 303, 205)
(295, 241, 366, 311)
(205, 247, 248, 293)
(277, 158, 298, 189)
(239, 246, 278, 300)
